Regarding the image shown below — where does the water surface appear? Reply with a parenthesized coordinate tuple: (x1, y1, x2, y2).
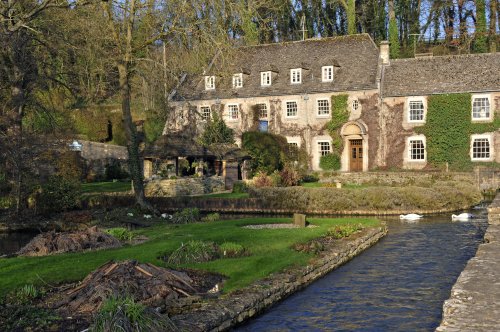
(237, 213, 487, 331)
(0, 231, 38, 256)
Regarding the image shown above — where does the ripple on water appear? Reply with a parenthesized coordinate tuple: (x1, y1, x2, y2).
(236, 215, 487, 332)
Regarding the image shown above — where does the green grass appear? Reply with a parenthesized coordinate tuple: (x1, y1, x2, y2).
(301, 182, 323, 188)
(0, 217, 380, 296)
(81, 181, 132, 194)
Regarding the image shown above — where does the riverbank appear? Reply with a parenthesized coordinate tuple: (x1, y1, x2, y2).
(170, 225, 387, 331)
(437, 194, 500, 331)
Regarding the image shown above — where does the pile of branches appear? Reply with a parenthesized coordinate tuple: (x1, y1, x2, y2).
(53, 260, 202, 314)
(17, 226, 121, 256)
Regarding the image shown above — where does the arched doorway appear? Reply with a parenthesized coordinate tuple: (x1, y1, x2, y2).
(340, 121, 368, 172)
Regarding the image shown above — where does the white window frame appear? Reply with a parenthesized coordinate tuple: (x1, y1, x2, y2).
(227, 104, 239, 121)
(322, 66, 334, 82)
(290, 68, 302, 84)
(407, 135, 426, 161)
(351, 99, 360, 112)
(204, 76, 215, 90)
(316, 98, 331, 117)
(261, 71, 272, 86)
(407, 97, 426, 123)
(256, 103, 268, 119)
(317, 141, 331, 156)
(471, 134, 493, 161)
(232, 73, 243, 89)
(200, 105, 211, 121)
(471, 94, 492, 121)
(284, 100, 299, 118)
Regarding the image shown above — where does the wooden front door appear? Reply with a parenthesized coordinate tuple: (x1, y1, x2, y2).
(349, 139, 363, 172)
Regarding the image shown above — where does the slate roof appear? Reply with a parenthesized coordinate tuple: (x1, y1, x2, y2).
(382, 53, 500, 97)
(144, 134, 250, 160)
(171, 34, 380, 101)
(144, 134, 211, 158)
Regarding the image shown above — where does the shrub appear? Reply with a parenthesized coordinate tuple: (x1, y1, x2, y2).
(252, 172, 274, 188)
(106, 228, 134, 241)
(269, 170, 282, 186)
(326, 224, 363, 239)
(92, 295, 175, 332)
(38, 176, 81, 214)
(242, 131, 289, 175)
(201, 213, 220, 222)
(165, 240, 219, 264)
(319, 154, 340, 170)
(279, 166, 300, 187)
(232, 181, 248, 193)
(301, 173, 319, 183)
(219, 242, 247, 258)
(105, 161, 128, 181)
(171, 208, 200, 224)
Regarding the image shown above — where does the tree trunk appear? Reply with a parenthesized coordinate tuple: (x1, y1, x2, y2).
(117, 63, 153, 212)
(11, 78, 25, 217)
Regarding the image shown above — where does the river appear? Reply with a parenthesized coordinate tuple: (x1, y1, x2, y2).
(237, 212, 488, 331)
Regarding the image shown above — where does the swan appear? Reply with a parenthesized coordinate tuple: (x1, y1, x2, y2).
(451, 213, 474, 221)
(399, 214, 423, 220)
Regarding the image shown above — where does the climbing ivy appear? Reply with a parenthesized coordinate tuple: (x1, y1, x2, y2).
(415, 93, 500, 171)
(322, 94, 349, 170)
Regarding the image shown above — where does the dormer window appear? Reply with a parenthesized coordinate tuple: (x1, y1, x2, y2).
(204, 76, 215, 90)
(290, 68, 301, 84)
(261, 71, 271, 86)
(232, 73, 243, 89)
(322, 66, 333, 82)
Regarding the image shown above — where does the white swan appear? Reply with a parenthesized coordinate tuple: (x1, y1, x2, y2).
(451, 213, 474, 221)
(400, 214, 423, 220)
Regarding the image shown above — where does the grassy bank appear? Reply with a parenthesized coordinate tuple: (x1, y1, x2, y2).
(253, 180, 482, 212)
(0, 217, 380, 296)
(81, 181, 131, 194)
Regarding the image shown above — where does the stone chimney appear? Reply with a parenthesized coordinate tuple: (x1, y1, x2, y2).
(380, 41, 390, 65)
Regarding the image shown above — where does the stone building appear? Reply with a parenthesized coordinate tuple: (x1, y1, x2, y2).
(165, 34, 500, 172)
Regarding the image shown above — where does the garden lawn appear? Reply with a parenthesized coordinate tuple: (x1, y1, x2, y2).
(81, 181, 132, 194)
(0, 217, 380, 297)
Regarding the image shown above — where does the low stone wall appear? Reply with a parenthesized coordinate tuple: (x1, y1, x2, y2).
(322, 171, 474, 186)
(487, 193, 500, 225)
(437, 195, 500, 331)
(79, 140, 128, 161)
(171, 225, 388, 331)
(144, 176, 225, 197)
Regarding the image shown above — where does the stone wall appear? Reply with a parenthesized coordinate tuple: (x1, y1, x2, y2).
(144, 176, 225, 197)
(171, 225, 388, 331)
(169, 89, 380, 171)
(79, 140, 128, 161)
(437, 195, 500, 331)
(321, 171, 476, 186)
(487, 193, 500, 225)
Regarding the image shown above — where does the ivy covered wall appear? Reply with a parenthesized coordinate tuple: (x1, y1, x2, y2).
(415, 93, 500, 171)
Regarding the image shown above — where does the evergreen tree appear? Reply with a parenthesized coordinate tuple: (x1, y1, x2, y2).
(474, 0, 488, 53)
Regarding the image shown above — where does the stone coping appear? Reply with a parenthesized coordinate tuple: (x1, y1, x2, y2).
(171, 225, 388, 331)
(437, 195, 500, 331)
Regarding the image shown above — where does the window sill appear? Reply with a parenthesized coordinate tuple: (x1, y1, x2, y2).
(471, 158, 493, 162)
(316, 114, 331, 118)
(471, 118, 493, 123)
(284, 116, 299, 120)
